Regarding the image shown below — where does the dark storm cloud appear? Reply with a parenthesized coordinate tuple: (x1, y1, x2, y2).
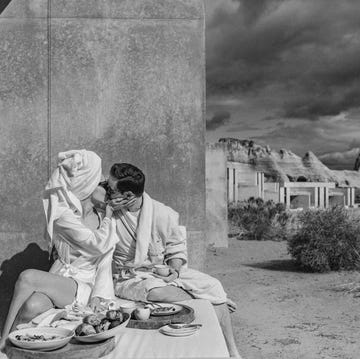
(207, 0, 360, 120)
(319, 148, 360, 170)
(206, 110, 231, 130)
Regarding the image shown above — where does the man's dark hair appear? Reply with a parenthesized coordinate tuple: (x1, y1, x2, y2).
(110, 163, 145, 197)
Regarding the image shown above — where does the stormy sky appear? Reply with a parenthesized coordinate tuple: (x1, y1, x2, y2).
(205, 0, 360, 170)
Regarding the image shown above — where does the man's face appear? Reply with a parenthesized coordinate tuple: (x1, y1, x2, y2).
(107, 174, 125, 200)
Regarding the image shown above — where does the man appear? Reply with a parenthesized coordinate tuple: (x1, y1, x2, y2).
(92, 163, 240, 357)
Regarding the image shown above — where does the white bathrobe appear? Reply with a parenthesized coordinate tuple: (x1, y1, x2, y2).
(43, 150, 118, 305)
(92, 193, 227, 304)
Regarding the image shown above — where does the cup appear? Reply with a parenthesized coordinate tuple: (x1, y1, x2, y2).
(154, 264, 170, 277)
(134, 307, 151, 321)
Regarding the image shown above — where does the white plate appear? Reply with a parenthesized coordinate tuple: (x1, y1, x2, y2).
(8, 327, 74, 351)
(159, 325, 199, 337)
(74, 313, 130, 343)
(150, 303, 183, 316)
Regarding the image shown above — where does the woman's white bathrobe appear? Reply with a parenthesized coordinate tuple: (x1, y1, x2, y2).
(92, 193, 227, 304)
(49, 206, 118, 305)
(43, 150, 118, 306)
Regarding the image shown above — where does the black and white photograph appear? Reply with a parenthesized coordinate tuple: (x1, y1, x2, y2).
(0, 0, 359, 358)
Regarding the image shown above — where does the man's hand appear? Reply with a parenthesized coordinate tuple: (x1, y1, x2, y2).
(89, 297, 108, 313)
(152, 267, 179, 283)
(109, 197, 137, 211)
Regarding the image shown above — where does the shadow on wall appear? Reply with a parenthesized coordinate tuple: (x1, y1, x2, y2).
(0, 243, 50, 332)
(0, 0, 12, 14)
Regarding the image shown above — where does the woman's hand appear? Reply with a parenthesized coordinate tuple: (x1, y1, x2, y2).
(89, 296, 108, 313)
(105, 203, 114, 219)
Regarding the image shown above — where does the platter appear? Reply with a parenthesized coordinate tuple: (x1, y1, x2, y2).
(127, 303, 195, 329)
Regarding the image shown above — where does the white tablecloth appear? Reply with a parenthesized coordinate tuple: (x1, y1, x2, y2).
(103, 299, 230, 359)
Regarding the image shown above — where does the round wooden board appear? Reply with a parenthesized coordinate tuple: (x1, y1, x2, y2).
(127, 304, 195, 329)
(5, 337, 115, 359)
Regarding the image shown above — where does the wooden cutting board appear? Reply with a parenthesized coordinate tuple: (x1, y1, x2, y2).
(127, 304, 195, 329)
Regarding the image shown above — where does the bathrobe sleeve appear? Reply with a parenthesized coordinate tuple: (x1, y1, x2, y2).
(162, 207, 188, 265)
(91, 247, 116, 300)
(54, 208, 118, 257)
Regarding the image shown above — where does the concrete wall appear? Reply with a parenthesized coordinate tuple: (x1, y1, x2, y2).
(206, 143, 228, 247)
(0, 0, 205, 323)
(264, 182, 280, 202)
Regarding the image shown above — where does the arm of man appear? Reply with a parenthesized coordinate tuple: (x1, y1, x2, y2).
(163, 211, 187, 266)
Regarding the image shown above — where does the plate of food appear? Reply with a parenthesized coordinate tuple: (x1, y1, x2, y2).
(8, 327, 74, 351)
(149, 303, 183, 317)
(74, 310, 130, 343)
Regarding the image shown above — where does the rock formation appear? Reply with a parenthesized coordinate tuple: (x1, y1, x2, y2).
(219, 138, 360, 188)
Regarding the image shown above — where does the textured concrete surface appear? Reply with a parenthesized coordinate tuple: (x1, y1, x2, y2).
(50, 18, 205, 235)
(206, 143, 228, 247)
(0, 0, 46, 18)
(51, 0, 203, 19)
(0, 0, 205, 324)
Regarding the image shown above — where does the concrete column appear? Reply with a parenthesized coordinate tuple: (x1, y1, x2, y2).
(313, 186, 318, 207)
(206, 144, 228, 248)
(351, 188, 355, 206)
(279, 187, 285, 204)
(318, 187, 325, 208)
(286, 187, 291, 207)
(324, 187, 329, 208)
(0, 0, 206, 270)
(234, 168, 239, 202)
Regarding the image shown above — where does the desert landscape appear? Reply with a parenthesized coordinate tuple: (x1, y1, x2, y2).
(206, 238, 360, 359)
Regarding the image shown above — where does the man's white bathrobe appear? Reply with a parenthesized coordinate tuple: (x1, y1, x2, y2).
(92, 193, 227, 304)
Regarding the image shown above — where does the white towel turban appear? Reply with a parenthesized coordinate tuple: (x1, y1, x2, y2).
(43, 149, 102, 253)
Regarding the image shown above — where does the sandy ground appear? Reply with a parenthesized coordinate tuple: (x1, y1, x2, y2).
(205, 239, 360, 359)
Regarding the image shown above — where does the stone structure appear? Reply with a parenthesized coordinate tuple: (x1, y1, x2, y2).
(0, 0, 205, 327)
(226, 162, 355, 209)
(227, 162, 264, 202)
(206, 143, 228, 247)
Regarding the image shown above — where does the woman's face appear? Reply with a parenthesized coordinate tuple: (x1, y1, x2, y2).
(107, 174, 125, 200)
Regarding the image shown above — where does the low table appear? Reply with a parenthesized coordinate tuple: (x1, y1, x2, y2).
(4, 299, 229, 359)
(103, 299, 230, 359)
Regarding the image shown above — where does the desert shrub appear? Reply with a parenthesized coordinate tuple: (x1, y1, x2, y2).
(287, 206, 360, 272)
(228, 198, 293, 241)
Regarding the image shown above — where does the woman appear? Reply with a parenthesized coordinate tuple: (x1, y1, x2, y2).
(0, 150, 118, 349)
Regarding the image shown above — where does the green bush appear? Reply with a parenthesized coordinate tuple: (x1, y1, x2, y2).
(228, 198, 294, 241)
(287, 206, 360, 272)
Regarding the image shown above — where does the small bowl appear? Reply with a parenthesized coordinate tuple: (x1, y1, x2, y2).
(8, 327, 74, 351)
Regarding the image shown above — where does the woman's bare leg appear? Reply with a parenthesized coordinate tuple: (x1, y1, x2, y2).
(11, 292, 54, 332)
(0, 269, 77, 349)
